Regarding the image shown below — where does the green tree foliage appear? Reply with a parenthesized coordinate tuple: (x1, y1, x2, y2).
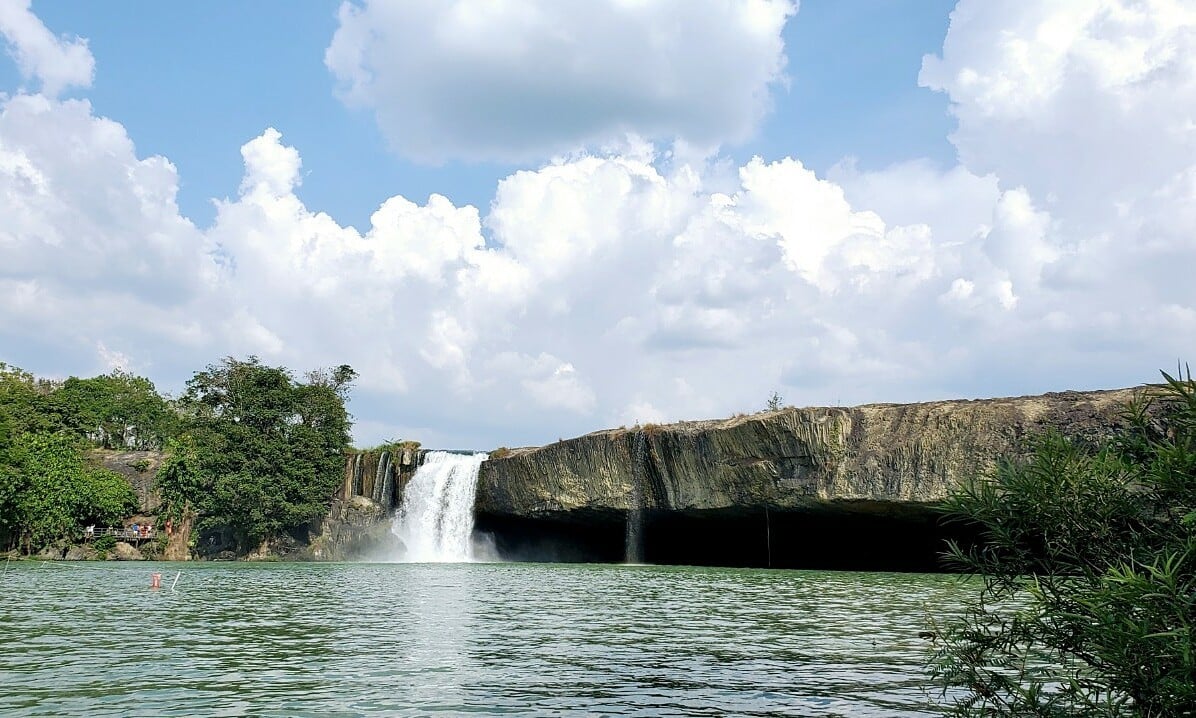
(0, 363, 59, 447)
(1, 433, 136, 551)
(931, 371, 1196, 716)
(165, 357, 355, 549)
(53, 370, 176, 449)
(3, 365, 141, 549)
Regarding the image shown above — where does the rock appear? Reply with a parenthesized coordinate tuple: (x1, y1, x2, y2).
(108, 542, 144, 561)
(325, 387, 1147, 567)
(35, 545, 64, 560)
(475, 388, 1139, 518)
(64, 545, 98, 561)
(87, 449, 166, 513)
(307, 495, 399, 561)
(163, 512, 194, 561)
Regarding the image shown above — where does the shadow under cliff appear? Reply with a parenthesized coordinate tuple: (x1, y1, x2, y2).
(476, 505, 969, 572)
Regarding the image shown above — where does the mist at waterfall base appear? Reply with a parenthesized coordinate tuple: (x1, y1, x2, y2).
(390, 451, 499, 563)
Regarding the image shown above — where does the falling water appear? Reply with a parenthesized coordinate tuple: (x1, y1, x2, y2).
(372, 451, 391, 506)
(392, 451, 488, 562)
(378, 452, 394, 509)
(626, 432, 646, 564)
(351, 453, 364, 497)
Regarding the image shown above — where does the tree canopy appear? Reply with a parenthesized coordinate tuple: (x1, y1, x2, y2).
(1, 357, 355, 555)
(53, 371, 176, 450)
(159, 357, 355, 550)
(1, 364, 141, 551)
(0, 433, 135, 552)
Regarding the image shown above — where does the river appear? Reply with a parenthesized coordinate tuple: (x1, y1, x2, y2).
(0, 561, 966, 716)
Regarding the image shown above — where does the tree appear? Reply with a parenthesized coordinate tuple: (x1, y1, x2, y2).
(53, 370, 176, 449)
(165, 357, 354, 549)
(0, 363, 59, 448)
(766, 391, 784, 411)
(1, 433, 135, 551)
(930, 370, 1196, 716)
(0, 362, 175, 552)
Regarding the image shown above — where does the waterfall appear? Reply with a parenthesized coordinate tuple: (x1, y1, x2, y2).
(378, 451, 394, 509)
(392, 451, 488, 562)
(626, 432, 646, 564)
(372, 450, 391, 506)
(352, 453, 364, 497)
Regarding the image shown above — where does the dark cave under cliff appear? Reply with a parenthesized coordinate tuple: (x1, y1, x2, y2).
(475, 504, 967, 572)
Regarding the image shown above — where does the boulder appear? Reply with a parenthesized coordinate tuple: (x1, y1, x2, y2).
(64, 545, 99, 561)
(35, 545, 64, 560)
(108, 542, 144, 561)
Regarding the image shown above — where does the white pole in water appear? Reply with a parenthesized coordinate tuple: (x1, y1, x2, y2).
(3, 556, 9, 576)
(170, 570, 181, 592)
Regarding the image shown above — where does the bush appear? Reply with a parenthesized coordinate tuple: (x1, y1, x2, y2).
(489, 447, 512, 459)
(929, 370, 1196, 716)
(93, 534, 116, 552)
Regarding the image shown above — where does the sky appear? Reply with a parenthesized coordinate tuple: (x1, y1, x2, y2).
(0, 0, 1193, 450)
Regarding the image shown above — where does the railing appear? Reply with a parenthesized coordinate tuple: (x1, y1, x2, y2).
(83, 527, 157, 542)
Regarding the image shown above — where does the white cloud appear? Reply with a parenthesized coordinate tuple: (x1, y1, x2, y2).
(95, 342, 131, 373)
(325, 0, 795, 162)
(0, 93, 209, 331)
(0, 0, 93, 97)
(920, 0, 1196, 225)
(2, 0, 1195, 450)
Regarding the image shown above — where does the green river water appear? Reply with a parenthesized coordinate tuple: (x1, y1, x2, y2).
(0, 561, 968, 716)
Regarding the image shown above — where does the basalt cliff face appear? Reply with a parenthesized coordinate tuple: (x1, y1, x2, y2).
(471, 388, 1140, 569)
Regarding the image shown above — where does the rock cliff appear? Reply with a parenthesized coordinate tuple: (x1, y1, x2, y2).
(90, 449, 165, 513)
(471, 388, 1141, 569)
(477, 388, 1136, 517)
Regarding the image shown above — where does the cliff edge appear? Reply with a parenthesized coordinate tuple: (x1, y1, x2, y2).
(477, 388, 1137, 519)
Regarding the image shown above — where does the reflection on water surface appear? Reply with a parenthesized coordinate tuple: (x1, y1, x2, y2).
(0, 562, 966, 716)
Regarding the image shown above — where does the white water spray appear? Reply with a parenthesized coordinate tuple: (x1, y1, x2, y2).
(392, 451, 488, 562)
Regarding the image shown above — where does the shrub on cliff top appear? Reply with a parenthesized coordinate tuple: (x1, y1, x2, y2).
(929, 369, 1196, 716)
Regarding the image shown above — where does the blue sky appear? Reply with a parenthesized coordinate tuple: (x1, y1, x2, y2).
(1, 0, 1193, 448)
(3, 0, 956, 230)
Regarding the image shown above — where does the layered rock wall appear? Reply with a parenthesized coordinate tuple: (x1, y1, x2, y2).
(476, 388, 1138, 518)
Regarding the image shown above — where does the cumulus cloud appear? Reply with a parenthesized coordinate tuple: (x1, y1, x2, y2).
(2, 0, 1195, 449)
(0, 0, 93, 96)
(920, 0, 1196, 225)
(0, 93, 209, 348)
(325, 0, 795, 162)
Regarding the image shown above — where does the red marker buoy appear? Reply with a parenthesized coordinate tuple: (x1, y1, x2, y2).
(150, 572, 162, 589)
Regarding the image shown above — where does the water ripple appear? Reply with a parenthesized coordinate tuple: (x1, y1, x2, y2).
(0, 561, 965, 716)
